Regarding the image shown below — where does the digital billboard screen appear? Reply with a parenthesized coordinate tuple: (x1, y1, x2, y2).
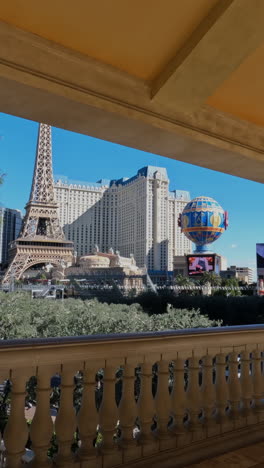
(256, 244, 264, 277)
(187, 255, 215, 276)
(257, 244, 264, 268)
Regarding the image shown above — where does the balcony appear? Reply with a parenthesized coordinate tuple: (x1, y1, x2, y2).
(0, 325, 264, 467)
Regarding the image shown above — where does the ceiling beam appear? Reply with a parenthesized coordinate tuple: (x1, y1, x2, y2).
(151, 0, 264, 112)
(1, 20, 264, 183)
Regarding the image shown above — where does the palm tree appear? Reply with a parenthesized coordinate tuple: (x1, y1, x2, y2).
(174, 274, 197, 295)
(174, 274, 192, 287)
(198, 272, 222, 287)
(221, 277, 241, 296)
(221, 277, 239, 288)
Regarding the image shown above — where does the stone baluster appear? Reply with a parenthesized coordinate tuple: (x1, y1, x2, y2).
(118, 362, 137, 448)
(98, 364, 118, 453)
(186, 357, 201, 431)
(252, 350, 263, 413)
(29, 366, 55, 467)
(137, 362, 155, 445)
(201, 355, 215, 427)
(170, 358, 187, 434)
(154, 360, 171, 439)
(215, 353, 228, 423)
(227, 352, 241, 420)
(4, 369, 31, 468)
(77, 364, 98, 462)
(55, 364, 78, 467)
(240, 351, 253, 416)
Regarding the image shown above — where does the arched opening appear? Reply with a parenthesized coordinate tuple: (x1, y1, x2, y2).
(20, 260, 62, 283)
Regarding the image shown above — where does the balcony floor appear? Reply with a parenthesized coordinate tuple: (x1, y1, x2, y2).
(188, 441, 264, 467)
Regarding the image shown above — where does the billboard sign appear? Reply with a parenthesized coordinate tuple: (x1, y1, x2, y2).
(256, 244, 264, 271)
(187, 254, 215, 276)
(256, 244, 264, 294)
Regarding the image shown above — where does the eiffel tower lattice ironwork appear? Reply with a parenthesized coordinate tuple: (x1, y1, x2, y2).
(2, 123, 74, 284)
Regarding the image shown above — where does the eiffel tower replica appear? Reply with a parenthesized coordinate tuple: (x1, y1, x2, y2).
(2, 123, 74, 284)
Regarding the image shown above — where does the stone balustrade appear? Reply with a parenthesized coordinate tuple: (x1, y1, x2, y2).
(0, 325, 264, 467)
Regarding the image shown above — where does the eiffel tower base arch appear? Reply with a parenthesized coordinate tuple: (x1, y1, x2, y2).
(2, 243, 73, 284)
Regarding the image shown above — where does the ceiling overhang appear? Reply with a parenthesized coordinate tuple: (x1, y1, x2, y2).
(1, 0, 264, 182)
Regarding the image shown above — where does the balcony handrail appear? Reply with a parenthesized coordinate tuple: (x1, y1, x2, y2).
(1, 324, 264, 466)
(0, 324, 263, 371)
(0, 323, 263, 349)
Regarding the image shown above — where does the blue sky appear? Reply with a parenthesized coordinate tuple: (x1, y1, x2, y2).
(0, 112, 263, 278)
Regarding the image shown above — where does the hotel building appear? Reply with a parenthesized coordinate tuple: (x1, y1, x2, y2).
(54, 166, 192, 271)
(0, 207, 22, 268)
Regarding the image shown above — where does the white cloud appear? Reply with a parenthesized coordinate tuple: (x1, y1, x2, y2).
(230, 244, 238, 248)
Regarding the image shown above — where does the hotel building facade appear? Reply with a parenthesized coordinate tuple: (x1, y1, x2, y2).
(54, 166, 192, 271)
(0, 207, 23, 268)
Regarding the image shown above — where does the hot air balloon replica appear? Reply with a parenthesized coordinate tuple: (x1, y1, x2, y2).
(178, 196, 228, 276)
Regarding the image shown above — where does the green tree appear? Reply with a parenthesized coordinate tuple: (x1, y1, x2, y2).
(217, 277, 241, 296)
(39, 272, 47, 280)
(174, 274, 193, 287)
(0, 292, 220, 340)
(198, 272, 222, 287)
(221, 277, 240, 287)
(174, 274, 198, 296)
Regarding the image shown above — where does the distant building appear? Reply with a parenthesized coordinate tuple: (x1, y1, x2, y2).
(219, 256, 227, 271)
(168, 190, 193, 269)
(54, 167, 192, 271)
(0, 207, 22, 268)
(220, 265, 253, 284)
(64, 249, 145, 293)
(148, 270, 174, 287)
(173, 255, 189, 278)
